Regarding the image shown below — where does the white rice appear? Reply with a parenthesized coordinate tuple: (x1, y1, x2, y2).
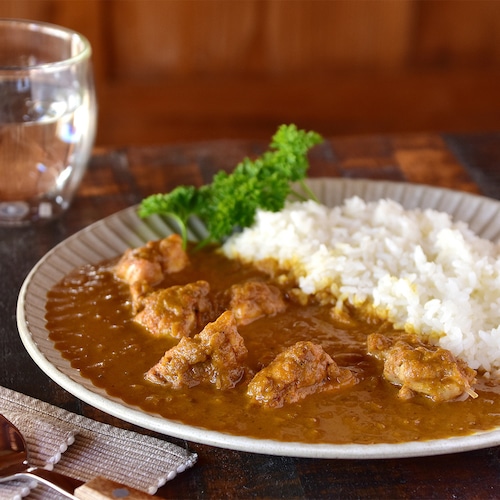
(222, 197, 500, 377)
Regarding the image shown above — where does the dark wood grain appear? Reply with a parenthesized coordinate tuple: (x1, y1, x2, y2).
(3, 2, 500, 146)
(1, 132, 499, 499)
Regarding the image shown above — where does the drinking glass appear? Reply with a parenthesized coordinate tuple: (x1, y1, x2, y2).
(0, 18, 97, 226)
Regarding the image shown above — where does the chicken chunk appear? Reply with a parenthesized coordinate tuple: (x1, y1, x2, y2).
(367, 333, 477, 402)
(134, 280, 214, 338)
(228, 281, 287, 326)
(247, 341, 357, 408)
(145, 311, 248, 390)
(114, 234, 189, 288)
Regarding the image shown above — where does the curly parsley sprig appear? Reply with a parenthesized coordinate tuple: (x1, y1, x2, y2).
(138, 124, 323, 248)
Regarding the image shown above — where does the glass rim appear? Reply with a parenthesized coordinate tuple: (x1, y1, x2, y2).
(0, 18, 92, 70)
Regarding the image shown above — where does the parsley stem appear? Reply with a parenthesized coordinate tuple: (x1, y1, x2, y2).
(289, 190, 309, 202)
(164, 213, 189, 249)
(290, 180, 319, 203)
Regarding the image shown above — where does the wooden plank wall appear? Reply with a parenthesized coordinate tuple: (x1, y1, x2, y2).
(1, 0, 500, 146)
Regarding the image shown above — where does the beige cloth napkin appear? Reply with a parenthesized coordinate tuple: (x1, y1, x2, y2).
(0, 386, 197, 499)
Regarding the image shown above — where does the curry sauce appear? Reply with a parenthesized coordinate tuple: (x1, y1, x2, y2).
(46, 246, 500, 444)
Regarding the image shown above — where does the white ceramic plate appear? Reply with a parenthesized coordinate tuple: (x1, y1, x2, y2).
(17, 178, 500, 458)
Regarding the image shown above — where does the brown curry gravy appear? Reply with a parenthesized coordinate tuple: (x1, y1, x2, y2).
(46, 246, 500, 444)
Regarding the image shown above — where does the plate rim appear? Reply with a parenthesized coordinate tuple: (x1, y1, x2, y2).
(16, 178, 500, 459)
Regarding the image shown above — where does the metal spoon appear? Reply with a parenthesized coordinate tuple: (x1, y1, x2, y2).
(0, 413, 150, 499)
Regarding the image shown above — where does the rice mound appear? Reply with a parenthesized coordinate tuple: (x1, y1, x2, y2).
(222, 197, 500, 377)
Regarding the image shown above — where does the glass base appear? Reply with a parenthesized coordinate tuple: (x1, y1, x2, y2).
(0, 198, 67, 226)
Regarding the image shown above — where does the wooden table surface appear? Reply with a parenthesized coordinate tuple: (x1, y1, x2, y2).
(1, 132, 500, 499)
